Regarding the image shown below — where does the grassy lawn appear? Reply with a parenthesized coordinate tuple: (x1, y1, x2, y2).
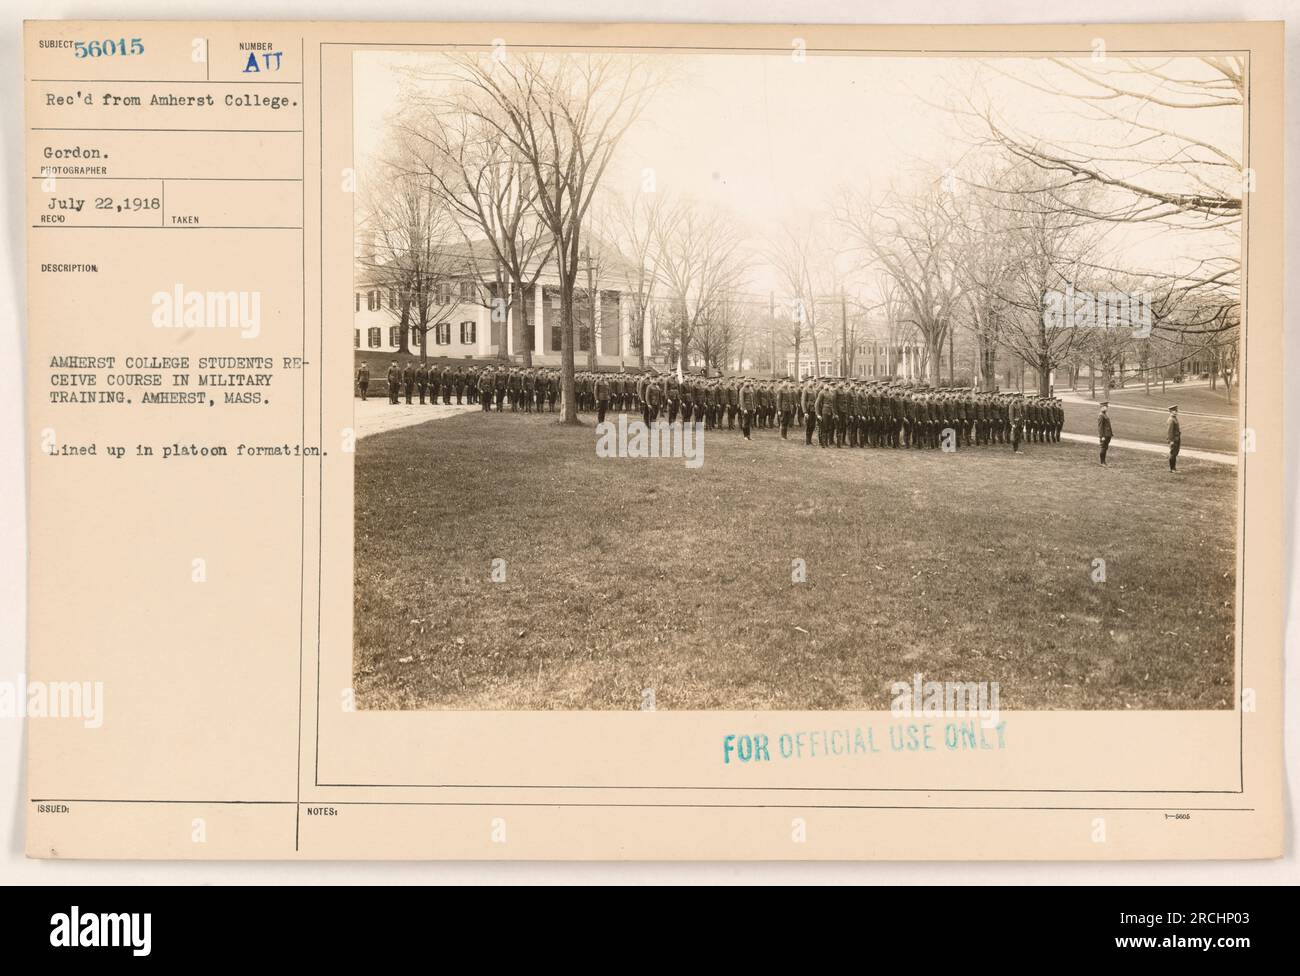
(1088, 383, 1238, 418)
(1060, 398, 1237, 453)
(354, 411, 1237, 711)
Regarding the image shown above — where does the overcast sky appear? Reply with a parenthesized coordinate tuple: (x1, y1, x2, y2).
(354, 50, 1242, 309)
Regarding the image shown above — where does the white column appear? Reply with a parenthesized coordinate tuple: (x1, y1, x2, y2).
(476, 303, 489, 358)
(506, 289, 515, 358)
(619, 295, 630, 367)
(642, 305, 652, 359)
(533, 283, 544, 357)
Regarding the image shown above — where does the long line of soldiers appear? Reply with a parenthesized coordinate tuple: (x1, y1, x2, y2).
(357, 360, 563, 411)
(358, 360, 1063, 453)
(572, 373, 1063, 453)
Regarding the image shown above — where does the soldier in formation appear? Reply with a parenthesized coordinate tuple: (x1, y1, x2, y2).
(358, 361, 1072, 460)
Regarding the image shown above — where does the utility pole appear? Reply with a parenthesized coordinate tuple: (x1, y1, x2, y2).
(840, 290, 848, 378)
(769, 291, 776, 378)
(948, 326, 954, 385)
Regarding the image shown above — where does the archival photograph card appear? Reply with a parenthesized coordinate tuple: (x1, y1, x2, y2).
(22, 19, 1284, 859)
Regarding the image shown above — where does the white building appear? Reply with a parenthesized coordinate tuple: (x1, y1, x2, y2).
(354, 236, 657, 368)
(786, 337, 927, 380)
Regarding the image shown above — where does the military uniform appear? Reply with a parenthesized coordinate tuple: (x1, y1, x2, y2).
(815, 384, 835, 448)
(593, 373, 611, 423)
(802, 382, 818, 446)
(645, 376, 664, 424)
(1097, 405, 1113, 465)
(386, 363, 399, 404)
(1167, 407, 1181, 472)
(415, 363, 428, 405)
(736, 381, 755, 439)
(356, 363, 370, 401)
(777, 381, 796, 439)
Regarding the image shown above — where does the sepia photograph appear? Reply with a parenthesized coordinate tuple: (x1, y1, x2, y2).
(349, 46, 1242, 712)
(13, 7, 1290, 878)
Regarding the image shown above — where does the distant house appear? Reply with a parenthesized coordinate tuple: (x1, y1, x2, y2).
(785, 323, 928, 380)
(353, 232, 655, 367)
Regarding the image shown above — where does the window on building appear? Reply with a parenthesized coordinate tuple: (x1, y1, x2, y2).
(367, 327, 380, 348)
(388, 326, 400, 347)
(459, 280, 475, 301)
(354, 330, 360, 348)
(436, 322, 451, 345)
(390, 289, 398, 309)
(460, 321, 475, 345)
(435, 281, 451, 306)
(410, 327, 420, 349)
(354, 292, 361, 312)
(367, 291, 379, 312)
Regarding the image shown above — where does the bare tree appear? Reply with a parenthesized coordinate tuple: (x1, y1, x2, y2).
(607, 191, 666, 368)
(768, 220, 835, 379)
(438, 52, 659, 422)
(955, 56, 1242, 346)
(357, 144, 467, 358)
(838, 180, 967, 387)
(389, 88, 557, 366)
(655, 197, 748, 376)
(879, 278, 918, 379)
(951, 163, 1022, 390)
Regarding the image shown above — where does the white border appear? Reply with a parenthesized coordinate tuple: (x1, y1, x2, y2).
(2, 0, 1295, 885)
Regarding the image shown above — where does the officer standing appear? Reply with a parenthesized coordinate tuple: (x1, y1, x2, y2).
(777, 379, 795, 439)
(1167, 405, 1181, 472)
(356, 362, 370, 401)
(397, 361, 411, 404)
(738, 378, 756, 440)
(799, 379, 816, 445)
(386, 361, 400, 404)
(1009, 394, 1024, 453)
(594, 371, 611, 423)
(1097, 401, 1112, 466)
(415, 361, 428, 405)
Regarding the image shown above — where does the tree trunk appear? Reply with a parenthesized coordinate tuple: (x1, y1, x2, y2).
(587, 289, 597, 372)
(559, 280, 578, 424)
(397, 300, 411, 355)
(513, 278, 533, 368)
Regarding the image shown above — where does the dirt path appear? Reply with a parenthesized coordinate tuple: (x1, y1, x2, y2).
(1060, 432, 1236, 465)
(353, 397, 479, 439)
